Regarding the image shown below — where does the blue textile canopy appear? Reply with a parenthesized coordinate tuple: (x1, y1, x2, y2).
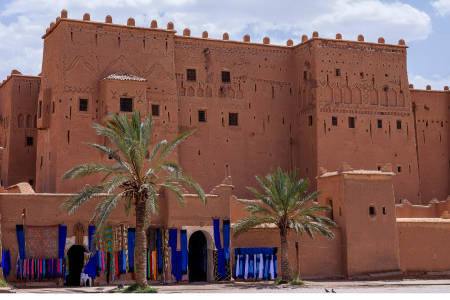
(235, 247, 277, 256)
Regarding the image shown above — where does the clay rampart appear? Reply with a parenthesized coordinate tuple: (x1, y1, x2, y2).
(395, 198, 450, 218)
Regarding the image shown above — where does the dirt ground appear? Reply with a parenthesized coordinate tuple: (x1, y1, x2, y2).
(7, 279, 450, 293)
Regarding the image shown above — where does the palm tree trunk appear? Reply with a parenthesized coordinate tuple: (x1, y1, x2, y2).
(135, 199, 147, 287)
(280, 230, 292, 281)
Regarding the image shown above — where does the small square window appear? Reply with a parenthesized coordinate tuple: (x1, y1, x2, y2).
(79, 98, 88, 112)
(369, 206, 376, 216)
(348, 117, 355, 128)
(397, 120, 402, 130)
(377, 119, 382, 129)
(26, 137, 33, 146)
(229, 113, 238, 126)
(151, 105, 159, 116)
(332, 116, 337, 126)
(198, 110, 206, 122)
(187, 69, 196, 81)
(335, 69, 341, 77)
(222, 71, 231, 83)
(28, 179, 33, 186)
(120, 98, 133, 112)
(383, 207, 387, 215)
(308, 115, 313, 126)
(398, 166, 402, 173)
(377, 165, 381, 171)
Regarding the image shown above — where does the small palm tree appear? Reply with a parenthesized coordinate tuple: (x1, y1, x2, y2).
(232, 167, 336, 281)
(61, 111, 207, 287)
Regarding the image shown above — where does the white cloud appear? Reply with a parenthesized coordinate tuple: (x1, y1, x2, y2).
(431, 0, 450, 17)
(409, 73, 450, 90)
(0, 0, 434, 80)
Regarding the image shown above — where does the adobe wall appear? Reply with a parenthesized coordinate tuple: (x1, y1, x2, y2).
(313, 38, 420, 204)
(397, 218, 450, 274)
(411, 89, 450, 203)
(36, 17, 180, 193)
(174, 35, 295, 198)
(395, 197, 450, 218)
(0, 74, 39, 190)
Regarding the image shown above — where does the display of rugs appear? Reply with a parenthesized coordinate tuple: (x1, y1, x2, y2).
(24, 225, 59, 259)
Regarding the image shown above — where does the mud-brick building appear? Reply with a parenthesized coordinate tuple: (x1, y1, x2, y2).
(1, 9, 450, 286)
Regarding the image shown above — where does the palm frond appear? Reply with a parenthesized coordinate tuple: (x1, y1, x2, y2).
(232, 216, 277, 238)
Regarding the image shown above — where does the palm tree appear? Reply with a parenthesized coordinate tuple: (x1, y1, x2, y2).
(61, 111, 207, 287)
(232, 167, 336, 281)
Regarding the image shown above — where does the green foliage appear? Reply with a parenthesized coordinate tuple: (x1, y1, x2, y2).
(61, 110, 208, 248)
(0, 278, 8, 287)
(274, 279, 288, 284)
(232, 166, 336, 239)
(288, 279, 306, 286)
(112, 284, 158, 293)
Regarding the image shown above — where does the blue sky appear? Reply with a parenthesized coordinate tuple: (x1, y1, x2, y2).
(0, 0, 449, 89)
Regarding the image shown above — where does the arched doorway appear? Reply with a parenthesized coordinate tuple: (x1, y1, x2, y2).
(188, 231, 207, 282)
(65, 245, 87, 286)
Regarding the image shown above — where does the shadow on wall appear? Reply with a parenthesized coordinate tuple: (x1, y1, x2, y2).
(396, 196, 450, 218)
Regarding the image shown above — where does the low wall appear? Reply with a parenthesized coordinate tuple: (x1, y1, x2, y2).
(398, 218, 450, 274)
(396, 198, 450, 218)
(232, 227, 344, 278)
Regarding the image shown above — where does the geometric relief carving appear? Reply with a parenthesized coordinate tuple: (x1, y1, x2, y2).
(380, 89, 388, 106)
(236, 90, 243, 99)
(353, 87, 362, 104)
(26, 114, 32, 128)
(343, 87, 352, 104)
(334, 87, 342, 104)
(370, 89, 378, 105)
(187, 86, 195, 97)
(205, 86, 212, 98)
(227, 88, 235, 99)
(179, 87, 186, 96)
(388, 89, 397, 107)
(197, 88, 203, 97)
(324, 85, 332, 103)
(18, 114, 24, 128)
(398, 91, 405, 107)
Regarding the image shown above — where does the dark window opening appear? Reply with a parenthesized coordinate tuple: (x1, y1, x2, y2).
(40, 156, 43, 167)
(360, 72, 364, 79)
(332, 116, 337, 126)
(229, 113, 238, 126)
(398, 166, 402, 173)
(383, 207, 387, 215)
(151, 104, 159, 116)
(348, 117, 355, 128)
(108, 155, 112, 160)
(335, 69, 341, 77)
(377, 119, 382, 128)
(79, 98, 88, 112)
(377, 165, 381, 171)
(369, 206, 376, 216)
(39, 101, 42, 118)
(26, 137, 33, 146)
(28, 179, 33, 186)
(308, 115, 313, 126)
(198, 110, 206, 123)
(187, 69, 196, 81)
(397, 120, 402, 130)
(52, 102, 55, 114)
(120, 98, 133, 112)
(222, 71, 231, 83)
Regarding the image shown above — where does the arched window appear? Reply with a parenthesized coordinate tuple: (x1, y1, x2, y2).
(18, 114, 24, 128)
(26, 114, 32, 128)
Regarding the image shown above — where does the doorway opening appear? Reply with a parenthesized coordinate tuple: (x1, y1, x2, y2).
(188, 231, 207, 282)
(65, 245, 87, 286)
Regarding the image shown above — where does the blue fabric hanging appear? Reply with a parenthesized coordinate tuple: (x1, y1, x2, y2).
(16, 225, 25, 259)
(1, 250, 11, 277)
(248, 254, 254, 278)
(213, 219, 222, 249)
(84, 256, 96, 279)
(88, 226, 96, 252)
(274, 254, 278, 279)
(238, 254, 244, 279)
(223, 220, 230, 263)
(235, 247, 276, 256)
(256, 254, 260, 279)
(172, 250, 183, 282)
(58, 226, 67, 259)
(263, 254, 270, 280)
(157, 229, 163, 274)
(180, 230, 188, 275)
(128, 228, 135, 272)
(169, 229, 177, 250)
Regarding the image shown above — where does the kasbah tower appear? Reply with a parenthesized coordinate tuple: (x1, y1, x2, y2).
(0, 9, 448, 205)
